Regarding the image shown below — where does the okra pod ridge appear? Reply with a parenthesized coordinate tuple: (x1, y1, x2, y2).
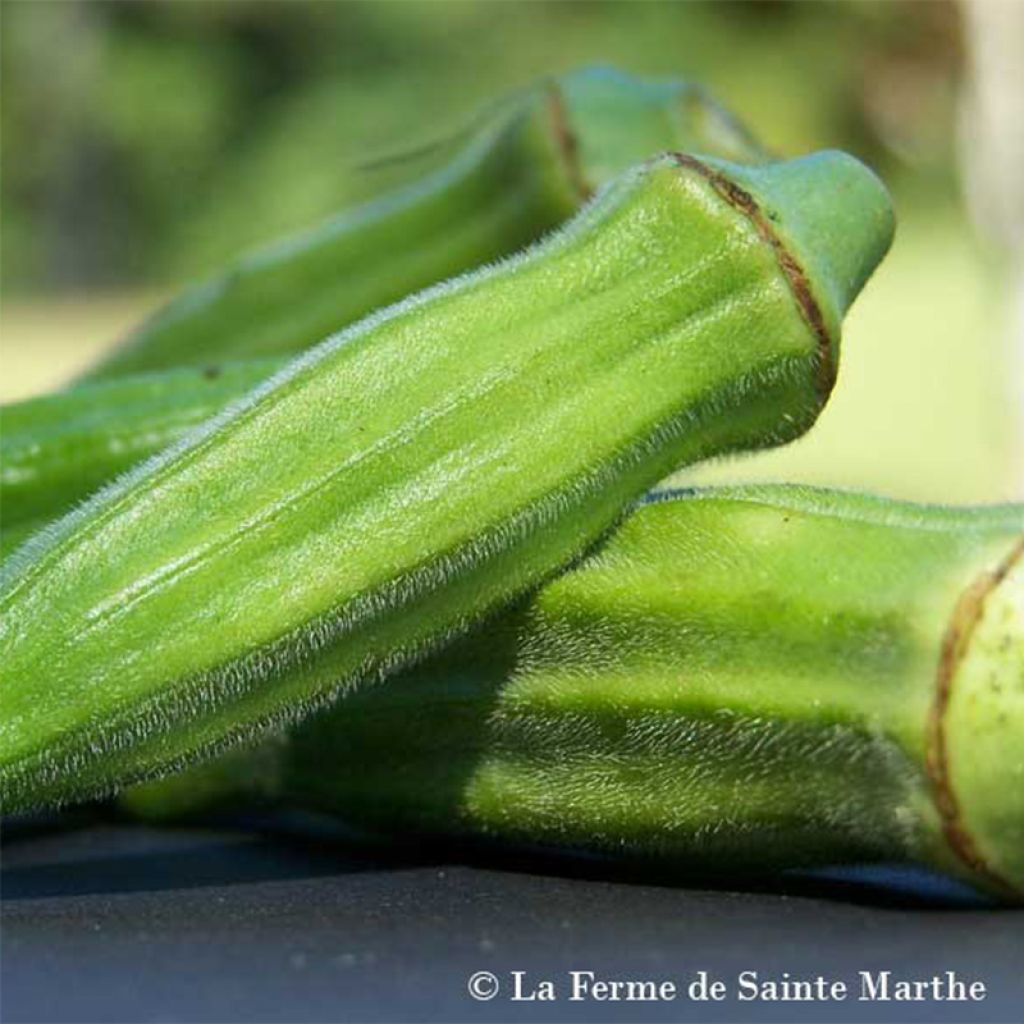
(82, 66, 768, 380)
(125, 487, 1021, 900)
(1, 151, 893, 813)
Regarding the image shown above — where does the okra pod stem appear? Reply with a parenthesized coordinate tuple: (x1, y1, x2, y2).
(83, 66, 766, 380)
(126, 487, 1024, 902)
(0, 151, 893, 811)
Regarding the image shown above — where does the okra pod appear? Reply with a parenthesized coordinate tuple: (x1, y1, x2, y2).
(3, 67, 763, 547)
(126, 487, 1024, 902)
(0, 150, 893, 811)
(0, 361, 279, 547)
(83, 66, 766, 380)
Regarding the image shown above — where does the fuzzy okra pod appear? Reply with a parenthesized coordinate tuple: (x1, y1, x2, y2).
(125, 487, 1024, 902)
(0, 361, 279, 556)
(83, 66, 765, 380)
(0, 150, 893, 812)
(3, 67, 763, 550)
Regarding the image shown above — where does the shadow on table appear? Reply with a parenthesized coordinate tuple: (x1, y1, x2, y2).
(0, 807, 993, 911)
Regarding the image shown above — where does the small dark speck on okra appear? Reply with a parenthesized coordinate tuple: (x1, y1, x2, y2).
(81, 65, 768, 380)
(0, 150, 894, 811)
(0, 361, 281, 554)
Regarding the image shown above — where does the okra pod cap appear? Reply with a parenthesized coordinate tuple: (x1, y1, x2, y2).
(681, 149, 895, 353)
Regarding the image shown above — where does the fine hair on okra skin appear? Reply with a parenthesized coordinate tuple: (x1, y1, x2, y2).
(1, 66, 766, 556)
(0, 361, 282, 558)
(123, 487, 1024, 904)
(0, 149, 894, 813)
(81, 65, 767, 381)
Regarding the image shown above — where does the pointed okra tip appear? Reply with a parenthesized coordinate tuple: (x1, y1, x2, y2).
(697, 149, 896, 341)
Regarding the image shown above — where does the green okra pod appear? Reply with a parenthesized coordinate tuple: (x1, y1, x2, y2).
(0, 150, 893, 812)
(83, 66, 766, 380)
(0, 361, 279, 552)
(125, 487, 1024, 902)
(3, 67, 763, 551)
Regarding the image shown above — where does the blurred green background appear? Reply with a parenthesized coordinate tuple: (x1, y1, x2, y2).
(2, 0, 1021, 502)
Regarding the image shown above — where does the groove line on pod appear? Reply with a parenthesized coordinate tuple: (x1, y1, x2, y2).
(668, 153, 835, 402)
(0, 363, 799, 805)
(926, 535, 1024, 898)
(75, 270, 759, 638)
(70, 246, 748, 637)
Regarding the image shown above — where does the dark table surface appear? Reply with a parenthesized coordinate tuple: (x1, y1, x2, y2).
(2, 816, 1022, 1024)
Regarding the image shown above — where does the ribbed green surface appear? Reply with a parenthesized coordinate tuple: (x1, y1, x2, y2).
(1, 154, 881, 811)
(278, 488, 1022, 891)
(1, 361, 278, 532)
(82, 66, 766, 380)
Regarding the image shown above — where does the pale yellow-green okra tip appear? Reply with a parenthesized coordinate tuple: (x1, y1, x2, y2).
(931, 538, 1024, 900)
